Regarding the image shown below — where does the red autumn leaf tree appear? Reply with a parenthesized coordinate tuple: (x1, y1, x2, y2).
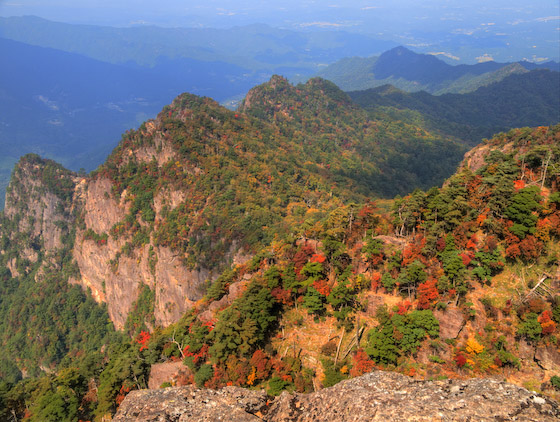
(136, 330, 151, 351)
(350, 348, 375, 377)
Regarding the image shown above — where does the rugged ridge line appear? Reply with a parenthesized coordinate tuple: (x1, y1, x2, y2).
(1, 76, 466, 330)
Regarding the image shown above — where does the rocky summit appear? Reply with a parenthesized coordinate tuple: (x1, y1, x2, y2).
(114, 370, 559, 421)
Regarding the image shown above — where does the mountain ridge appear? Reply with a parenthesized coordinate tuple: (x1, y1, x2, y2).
(317, 45, 560, 94)
(349, 69, 560, 145)
(0, 15, 395, 69)
(0, 77, 558, 421)
(1, 76, 464, 331)
(1, 35, 558, 208)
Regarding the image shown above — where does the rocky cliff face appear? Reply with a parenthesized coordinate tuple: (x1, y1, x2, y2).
(2, 94, 264, 330)
(114, 370, 559, 421)
(461, 125, 560, 176)
(1, 154, 78, 278)
(71, 175, 211, 329)
(2, 134, 219, 330)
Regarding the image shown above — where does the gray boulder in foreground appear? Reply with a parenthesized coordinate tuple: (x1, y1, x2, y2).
(114, 370, 559, 421)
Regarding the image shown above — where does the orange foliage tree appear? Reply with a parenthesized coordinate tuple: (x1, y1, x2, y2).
(416, 278, 439, 310)
(539, 310, 557, 335)
(350, 348, 375, 377)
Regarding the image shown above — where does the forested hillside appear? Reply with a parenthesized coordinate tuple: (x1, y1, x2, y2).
(0, 75, 465, 387)
(0, 16, 396, 208)
(349, 70, 560, 145)
(0, 75, 558, 420)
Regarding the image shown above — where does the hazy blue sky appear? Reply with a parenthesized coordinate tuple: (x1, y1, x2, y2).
(1, 1, 558, 30)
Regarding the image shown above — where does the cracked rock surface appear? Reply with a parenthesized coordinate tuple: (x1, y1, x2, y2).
(113, 385, 267, 421)
(114, 371, 559, 421)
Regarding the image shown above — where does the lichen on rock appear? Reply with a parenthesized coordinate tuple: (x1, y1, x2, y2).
(114, 371, 559, 421)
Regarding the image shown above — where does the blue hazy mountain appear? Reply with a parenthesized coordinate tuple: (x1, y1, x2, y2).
(317, 46, 560, 94)
(1, 2, 558, 64)
(0, 16, 396, 71)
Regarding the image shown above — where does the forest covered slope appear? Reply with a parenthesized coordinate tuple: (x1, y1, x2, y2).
(0, 76, 558, 420)
(349, 69, 560, 145)
(0, 75, 465, 377)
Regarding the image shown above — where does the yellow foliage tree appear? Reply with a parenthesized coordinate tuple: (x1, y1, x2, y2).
(465, 337, 484, 354)
(246, 367, 257, 386)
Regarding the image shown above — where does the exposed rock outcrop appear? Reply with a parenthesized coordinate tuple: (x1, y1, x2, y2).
(114, 371, 559, 421)
(147, 362, 192, 390)
(434, 306, 465, 339)
(2, 152, 218, 329)
(114, 385, 267, 422)
(1, 154, 78, 277)
(535, 344, 560, 371)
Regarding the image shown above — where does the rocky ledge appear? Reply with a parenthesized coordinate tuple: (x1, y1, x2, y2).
(114, 371, 559, 421)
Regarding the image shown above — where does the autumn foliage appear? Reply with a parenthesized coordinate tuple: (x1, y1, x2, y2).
(454, 353, 467, 368)
(416, 278, 439, 310)
(350, 348, 375, 377)
(136, 330, 151, 351)
(538, 310, 557, 335)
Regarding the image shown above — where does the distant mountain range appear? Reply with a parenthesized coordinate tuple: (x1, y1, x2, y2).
(0, 18, 558, 207)
(0, 37, 175, 202)
(0, 16, 395, 73)
(316, 46, 560, 94)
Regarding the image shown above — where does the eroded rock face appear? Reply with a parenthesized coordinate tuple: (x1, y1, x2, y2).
(70, 172, 215, 329)
(74, 210, 212, 329)
(147, 362, 192, 390)
(434, 306, 465, 339)
(2, 156, 78, 277)
(114, 371, 559, 422)
(365, 295, 385, 317)
(3, 155, 220, 330)
(4, 135, 230, 330)
(5, 186, 69, 257)
(535, 344, 560, 371)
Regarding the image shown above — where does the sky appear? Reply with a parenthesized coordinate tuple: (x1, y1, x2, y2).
(0, 1, 558, 29)
(0, 1, 559, 62)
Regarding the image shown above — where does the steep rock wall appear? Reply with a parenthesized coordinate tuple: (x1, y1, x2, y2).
(1, 155, 78, 276)
(72, 176, 213, 329)
(2, 152, 222, 330)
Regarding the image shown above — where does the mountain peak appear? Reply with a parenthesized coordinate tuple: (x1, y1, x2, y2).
(240, 75, 353, 119)
(375, 46, 449, 82)
(371, 84, 405, 96)
(239, 75, 294, 113)
(268, 74, 291, 87)
(384, 45, 416, 56)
